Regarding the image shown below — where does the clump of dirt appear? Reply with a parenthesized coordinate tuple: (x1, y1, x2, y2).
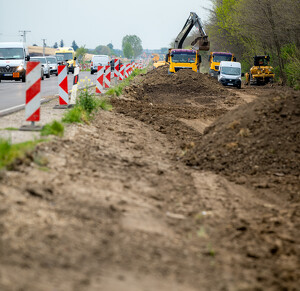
(183, 91, 300, 199)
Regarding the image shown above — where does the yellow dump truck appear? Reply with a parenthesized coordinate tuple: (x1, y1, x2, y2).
(166, 12, 209, 74)
(55, 47, 77, 74)
(208, 52, 236, 77)
(166, 49, 201, 73)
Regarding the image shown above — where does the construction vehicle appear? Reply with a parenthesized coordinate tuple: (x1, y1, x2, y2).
(153, 60, 166, 69)
(208, 52, 236, 77)
(152, 53, 160, 63)
(55, 47, 77, 74)
(245, 55, 275, 85)
(166, 12, 209, 73)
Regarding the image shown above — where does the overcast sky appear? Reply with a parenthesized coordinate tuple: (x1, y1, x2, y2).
(0, 0, 212, 50)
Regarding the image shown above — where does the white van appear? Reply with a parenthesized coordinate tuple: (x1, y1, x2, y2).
(0, 42, 30, 82)
(90, 55, 111, 74)
(218, 61, 242, 89)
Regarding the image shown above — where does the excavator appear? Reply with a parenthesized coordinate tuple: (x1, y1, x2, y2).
(166, 12, 210, 73)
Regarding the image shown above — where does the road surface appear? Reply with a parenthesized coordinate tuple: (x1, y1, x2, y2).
(0, 71, 100, 115)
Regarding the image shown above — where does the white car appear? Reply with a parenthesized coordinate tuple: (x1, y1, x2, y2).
(30, 56, 51, 78)
(46, 56, 58, 76)
(90, 55, 111, 74)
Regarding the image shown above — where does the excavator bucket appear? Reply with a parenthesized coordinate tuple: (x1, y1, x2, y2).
(191, 36, 210, 51)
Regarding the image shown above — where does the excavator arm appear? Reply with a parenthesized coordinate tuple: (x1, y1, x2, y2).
(174, 12, 210, 51)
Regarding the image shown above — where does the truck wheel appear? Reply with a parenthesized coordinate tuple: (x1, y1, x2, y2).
(250, 74, 255, 85)
(46, 72, 50, 78)
(22, 75, 26, 82)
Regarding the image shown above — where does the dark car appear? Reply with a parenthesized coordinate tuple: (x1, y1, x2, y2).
(55, 55, 69, 74)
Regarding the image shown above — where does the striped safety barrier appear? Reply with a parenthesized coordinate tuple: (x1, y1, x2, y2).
(70, 66, 80, 105)
(124, 64, 128, 79)
(119, 64, 125, 81)
(25, 61, 41, 122)
(57, 65, 69, 107)
(114, 59, 119, 78)
(104, 65, 111, 88)
(96, 66, 104, 93)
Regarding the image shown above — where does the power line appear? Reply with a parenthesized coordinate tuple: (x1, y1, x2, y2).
(19, 30, 31, 43)
(42, 39, 47, 56)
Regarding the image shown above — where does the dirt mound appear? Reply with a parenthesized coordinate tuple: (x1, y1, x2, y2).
(183, 91, 300, 198)
(124, 66, 237, 106)
(112, 67, 246, 148)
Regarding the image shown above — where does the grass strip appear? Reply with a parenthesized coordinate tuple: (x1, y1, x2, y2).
(0, 138, 44, 169)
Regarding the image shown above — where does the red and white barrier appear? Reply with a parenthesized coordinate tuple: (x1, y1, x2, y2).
(104, 65, 111, 88)
(25, 61, 41, 122)
(70, 66, 80, 104)
(96, 66, 104, 93)
(58, 65, 69, 106)
(119, 64, 125, 81)
(114, 59, 119, 78)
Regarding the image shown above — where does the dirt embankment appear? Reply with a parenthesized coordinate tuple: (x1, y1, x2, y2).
(0, 67, 299, 291)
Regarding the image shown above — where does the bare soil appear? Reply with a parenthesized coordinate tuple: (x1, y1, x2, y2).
(0, 67, 299, 291)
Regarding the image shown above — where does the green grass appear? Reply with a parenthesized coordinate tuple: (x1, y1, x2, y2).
(41, 120, 64, 137)
(0, 138, 44, 169)
(105, 68, 147, 97)
(0, 127, 19, 131)
(96, 98, 113, 111)
(62, 106, 88, 124)
(62, 89, 112, 124)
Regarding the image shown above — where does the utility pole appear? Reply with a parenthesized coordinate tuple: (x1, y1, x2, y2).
(42, 39, 47, 56)
(19, 30, 31, 43)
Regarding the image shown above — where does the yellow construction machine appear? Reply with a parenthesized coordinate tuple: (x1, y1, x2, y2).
(245, 55, 275, 85)
(166, 12, 209, 73)
(208, 52, 236, 77)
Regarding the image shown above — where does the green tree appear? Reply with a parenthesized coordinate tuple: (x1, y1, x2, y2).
(123, 42, 134, 59)
(93, 45, 111, 55)
(207, 0, 300, 83)
(53, 42, 58, 49)
(107, 43, 113, 50)
(76, 46, 88, 62)
(122, 35, 143, 58)
(160, 47, 169, 54)
(60, 39, 64, 47)
(71, 40, 79, 51)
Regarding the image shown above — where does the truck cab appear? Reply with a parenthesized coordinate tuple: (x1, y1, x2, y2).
(209, 52, 236, 77)
(0, 42, 30, 82)
(55, 47, 76, 73)
(218, 61, 242, 89)
(166, 49, 201, 73)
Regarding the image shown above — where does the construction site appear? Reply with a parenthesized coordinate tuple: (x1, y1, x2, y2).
(0, 2, 299, 289)
(0, 63, 299, 290)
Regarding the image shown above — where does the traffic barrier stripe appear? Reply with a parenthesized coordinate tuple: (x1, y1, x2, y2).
(114, 59, 119, 78)
(25, 61, 41, 122)
(96, 66, 104, 93)
(58, 65, 68, 105)
(105, 65, 111, 88)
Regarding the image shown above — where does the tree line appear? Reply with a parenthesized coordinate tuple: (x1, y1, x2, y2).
(49, 34, 143, 61)
(206, 0, 300, 88)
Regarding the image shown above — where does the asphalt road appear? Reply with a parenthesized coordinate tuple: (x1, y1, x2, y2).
(0, 71, 99, 115)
